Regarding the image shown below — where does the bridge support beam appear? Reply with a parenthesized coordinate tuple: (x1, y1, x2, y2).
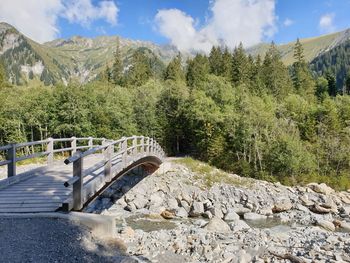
(7, 143, 16, 177)
(104, 142, 113, 182)
(72, 152, 83, 210)
(47, 138, 54, 167)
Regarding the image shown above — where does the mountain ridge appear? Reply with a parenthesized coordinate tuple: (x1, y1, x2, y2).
(1, 22, 350, 85)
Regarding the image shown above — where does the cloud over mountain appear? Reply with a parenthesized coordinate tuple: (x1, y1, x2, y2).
(0, 0, 119, 43)
(155, 0, 277, 53)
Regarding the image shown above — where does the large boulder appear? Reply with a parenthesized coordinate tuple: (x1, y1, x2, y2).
(316, 219, 335, 231)
(132, 195, 148, 209)
(204, 217, 231, 232)
(310, 204, 332, 214)
(175, 207, 188, 218)
(272, 199, 293, 213)
(189, 201, 204, 217)
(209, 206, 224, 219)
(299, 194, 314, 206)
(307, 183, 334, 195)
(224, 209, 240, 221)
(161, 210, 175, 219)
(229, 220, 251, 232)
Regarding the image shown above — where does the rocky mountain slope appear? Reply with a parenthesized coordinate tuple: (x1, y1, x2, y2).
(86, 158, 350, 263)
(247, 28, 350, 65)
(1, 21, 350, 86)
(0, 22, 178, 85)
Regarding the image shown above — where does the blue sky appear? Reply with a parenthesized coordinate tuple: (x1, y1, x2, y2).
(1, 0, 350, 52)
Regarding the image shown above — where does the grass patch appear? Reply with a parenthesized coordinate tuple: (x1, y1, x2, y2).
(174, 157, 252, 189)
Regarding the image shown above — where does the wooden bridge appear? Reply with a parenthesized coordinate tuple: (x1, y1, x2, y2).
(0, 136, 165, 213)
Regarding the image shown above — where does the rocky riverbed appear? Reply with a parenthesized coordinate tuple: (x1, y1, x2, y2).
(85, 158, 350, 262)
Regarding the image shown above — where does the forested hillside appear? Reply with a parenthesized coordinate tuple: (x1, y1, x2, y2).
(1, 40, 350, 190)
(310, 39, 350, 91)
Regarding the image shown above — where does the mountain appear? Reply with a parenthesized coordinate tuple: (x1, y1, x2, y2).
(247, 29, 350, 65)
(1, 21, 350, 86)
(0, 22, 179, 85)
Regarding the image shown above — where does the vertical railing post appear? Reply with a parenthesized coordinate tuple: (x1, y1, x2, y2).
(101, 138, 106, 155)
(104, 142, 112, 182)
(47, 138, 54, 167)
(7, 143, 16, 178)
(132, 136, 137, 159)
(72, 152, 83, 210)
(122, 137, 127, 164)
(147, 138, 151, 154)
(140, 136, 144, 155)
(88, 137, 93, 149)
(71, 136, 77, 155)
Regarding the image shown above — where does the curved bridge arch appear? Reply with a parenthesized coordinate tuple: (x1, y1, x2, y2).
(76, 155, 163, 211)
(63, 136, 165, 211)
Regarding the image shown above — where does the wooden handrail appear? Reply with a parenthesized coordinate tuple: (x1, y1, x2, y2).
(62, 136, 165, 210)
(0, 137, 108, 178)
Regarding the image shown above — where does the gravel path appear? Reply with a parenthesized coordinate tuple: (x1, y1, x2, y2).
(0, 217, 134, 263)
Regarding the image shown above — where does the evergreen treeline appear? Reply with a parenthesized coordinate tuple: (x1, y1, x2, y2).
(310, 39, 350, 93)
(1, 41, 350, 190)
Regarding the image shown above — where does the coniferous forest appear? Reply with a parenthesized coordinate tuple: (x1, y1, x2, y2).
(1, 40, 350, 190)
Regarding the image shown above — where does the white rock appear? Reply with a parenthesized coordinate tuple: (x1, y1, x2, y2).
(204, 217, 231, 232)
(273, 199, 293, 213)
(175, 207, 188, 218)
(307, 183, 334, 195)
(224, 210, 240, 221)
(209, 206, 224, 219)
(132, 195, 148, 209)
(189, 201, 204, 217)
(316, 219, 335, 231)
(229, 220, 251, 232)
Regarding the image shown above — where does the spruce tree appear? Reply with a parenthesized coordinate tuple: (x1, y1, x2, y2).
(345, 71, 350, 95)
(164, 53, 185, 81)
(127, 49, 152, 86)
(111, 38, 123, 85)
(231, 43, 249, 85)
(186, 54, 209, 87)
(221, 47, 232, 80)
(291, 38, 315, 96)
(261, 42, 292, 99)
(326, 72, 337, 96)
(209, 46, 223, 76)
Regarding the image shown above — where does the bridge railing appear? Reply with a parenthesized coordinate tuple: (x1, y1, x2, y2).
(0, 137, 106, 178)
(63, 136, 165, 210)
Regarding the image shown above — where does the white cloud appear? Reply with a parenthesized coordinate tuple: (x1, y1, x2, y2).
(283, 18, 294, 27)
(63, 0, 118, 27)
(0, 0, 119, 43)
(155, 0, 277, 53)
(319, 13, 336, 33)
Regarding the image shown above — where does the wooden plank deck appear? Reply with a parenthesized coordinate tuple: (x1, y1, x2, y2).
(0, 155, 103, 213)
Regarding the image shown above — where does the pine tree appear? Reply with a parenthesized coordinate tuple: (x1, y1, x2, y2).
(164, 53, 185, 81)
(186, 54, 209, 87)
(111, 38, 123, 85)
(127, 49, 152, 86)
(291, 39, 315, 96)
(209, 46, 223, 76)
(345, 71, 350, 95)
(326, 72, 337, 97)
(261, 42, 292, 99)
(231, 43, 249, 85)
(221, 47, 232, 80)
